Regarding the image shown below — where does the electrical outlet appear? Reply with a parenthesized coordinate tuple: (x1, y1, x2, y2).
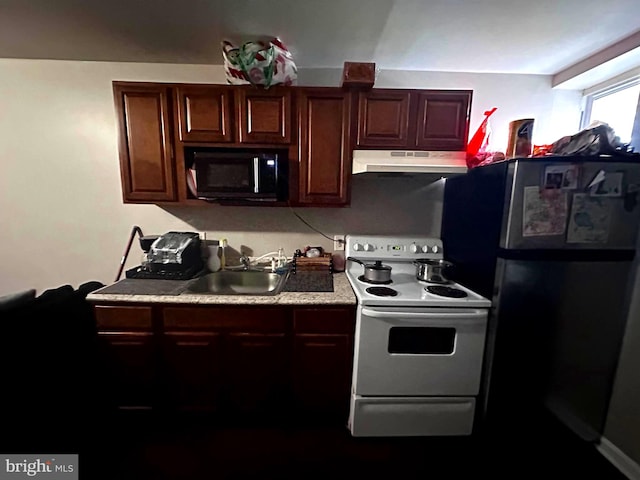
(334, 235, 345, 251)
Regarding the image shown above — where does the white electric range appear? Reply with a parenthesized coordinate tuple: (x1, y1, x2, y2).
(344, 235, 491, 437)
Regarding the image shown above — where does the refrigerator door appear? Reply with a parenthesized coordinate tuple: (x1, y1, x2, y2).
(482, 257, 634, 441)
(500, 159, 640, 250)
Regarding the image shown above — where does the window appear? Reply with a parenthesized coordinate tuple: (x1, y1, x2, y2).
(582, 78, 640, 149)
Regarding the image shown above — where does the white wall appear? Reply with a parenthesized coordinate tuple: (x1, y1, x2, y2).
(0, 59, 581, 296)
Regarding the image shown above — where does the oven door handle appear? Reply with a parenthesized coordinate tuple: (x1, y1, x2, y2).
(361, 307, 487, 322)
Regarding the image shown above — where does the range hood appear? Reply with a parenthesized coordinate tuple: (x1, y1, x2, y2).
(352, 150, 468, 175)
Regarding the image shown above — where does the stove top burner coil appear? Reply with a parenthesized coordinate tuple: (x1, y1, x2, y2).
(358, 275, 393, 285)
(425, 285, 468, 298)
(366, 286, 398, 297)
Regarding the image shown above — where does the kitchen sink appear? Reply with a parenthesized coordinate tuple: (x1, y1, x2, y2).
(183, 270, 289, 296)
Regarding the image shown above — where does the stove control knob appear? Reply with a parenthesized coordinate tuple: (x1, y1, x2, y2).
(422, 245, 430, 253)
(364, 243, 374, 252)
(432, 245, 440, 254)
(410, 244, 419, 253)
(353, 243, 363, 251)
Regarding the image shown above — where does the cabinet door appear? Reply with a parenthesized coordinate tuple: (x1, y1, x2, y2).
(225, 333, 287, 413)
(298, 88, 352, 205)
(113, 83, 176, 202)
(292, 307, 355, 416)
(293, 334, 353, 415)
(176, 85, 233, 143)
(357, 90, 411, 148)
(163, 332, 223, 412)
(98, 332, 156, 410)
(237, 87, 292, 144)
(415, 91, 471, 151)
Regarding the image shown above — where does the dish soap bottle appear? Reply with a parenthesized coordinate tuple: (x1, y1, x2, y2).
(207, 244, 221, 272)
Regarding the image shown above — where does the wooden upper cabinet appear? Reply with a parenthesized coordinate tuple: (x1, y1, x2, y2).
(175, 85, 291, 145)
(357, 90, 411, 147)
(297, 88, 352, 205)
(356, 89, 472, 151)
(236, 87, 292, 144)
(415, 91, 471, 151)
(113, 82, 177, 202)
(175, 85, 233, 143)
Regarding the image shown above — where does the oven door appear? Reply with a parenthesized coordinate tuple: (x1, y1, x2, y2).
(353, 306, 488, 396)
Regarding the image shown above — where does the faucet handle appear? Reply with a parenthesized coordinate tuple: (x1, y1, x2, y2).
(240, 254, 251, 270)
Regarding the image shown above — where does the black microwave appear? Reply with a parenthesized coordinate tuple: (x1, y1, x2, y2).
(190, 149, 288, 201)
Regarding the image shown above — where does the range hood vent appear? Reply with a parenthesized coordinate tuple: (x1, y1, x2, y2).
(352, 150, 468, 175)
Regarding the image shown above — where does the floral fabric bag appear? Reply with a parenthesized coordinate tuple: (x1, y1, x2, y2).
(222, 37, 298, 88)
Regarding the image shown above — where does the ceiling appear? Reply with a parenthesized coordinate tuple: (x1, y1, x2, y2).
(1, 0, 639, 81)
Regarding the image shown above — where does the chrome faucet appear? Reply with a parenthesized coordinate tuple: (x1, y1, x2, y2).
(239, 254, 251, 270)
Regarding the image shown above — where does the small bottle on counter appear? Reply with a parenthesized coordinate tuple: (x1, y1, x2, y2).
(219, 238, 227, 270)
(207, 244, 221, 272)
(277, 247, 286, 268)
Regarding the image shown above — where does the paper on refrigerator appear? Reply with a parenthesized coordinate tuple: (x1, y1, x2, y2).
(567, 194, 611, 243)
(522, 186, 568, 236)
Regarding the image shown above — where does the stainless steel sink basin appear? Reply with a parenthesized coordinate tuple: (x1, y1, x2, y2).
(184, 270, 289, 295)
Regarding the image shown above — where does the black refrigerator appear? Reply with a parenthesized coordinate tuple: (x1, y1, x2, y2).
(441, 155, 640, 441)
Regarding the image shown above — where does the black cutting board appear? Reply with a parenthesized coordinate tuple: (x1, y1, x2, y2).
(283, 272, 334, 292)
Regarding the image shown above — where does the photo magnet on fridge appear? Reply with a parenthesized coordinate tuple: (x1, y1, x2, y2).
(543, 164, 580, 190)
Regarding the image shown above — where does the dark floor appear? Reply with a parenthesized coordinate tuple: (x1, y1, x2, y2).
(75, 410, 628, 480)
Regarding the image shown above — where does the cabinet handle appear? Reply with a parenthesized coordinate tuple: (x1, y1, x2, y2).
(176, 341, 211, 347)
(253, 157, 260, 193)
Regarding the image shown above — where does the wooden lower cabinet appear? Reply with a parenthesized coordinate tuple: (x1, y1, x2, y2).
(292, 334, 352, 414)
(98, 332, 157, 410)
(95, 305, 157, 411)
(93, 304, 356, 420)
(292, 308, 356, 416)
(226, 333, 288, 414)
(162, 331, 223, 412)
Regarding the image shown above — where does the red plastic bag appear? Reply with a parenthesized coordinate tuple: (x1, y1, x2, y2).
(466, 107, 497, 168)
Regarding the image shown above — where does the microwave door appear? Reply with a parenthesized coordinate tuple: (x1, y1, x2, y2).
(193, 152, 279, 200)
(195, 157, 254, 198)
